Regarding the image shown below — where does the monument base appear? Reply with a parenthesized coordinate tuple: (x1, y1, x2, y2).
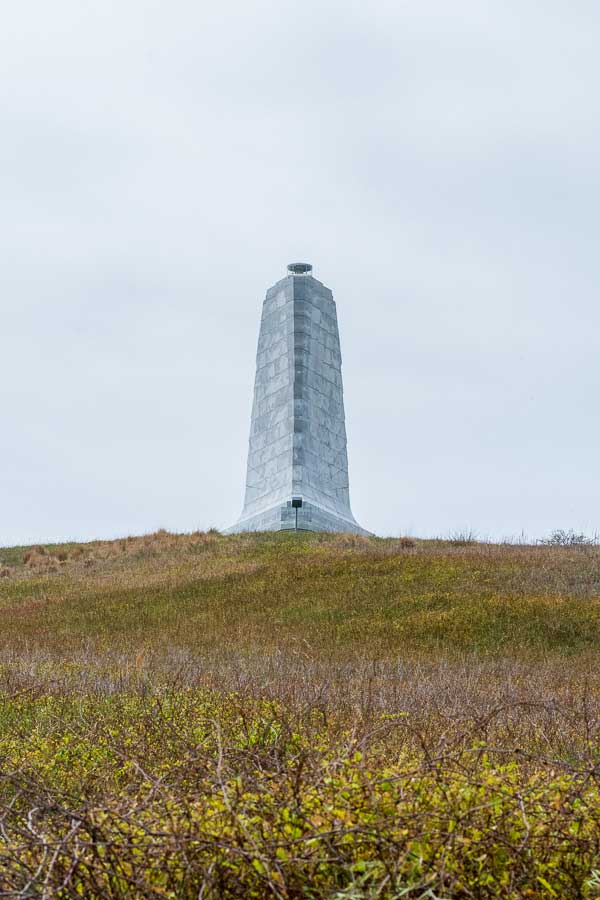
(224, 500, 370, 536)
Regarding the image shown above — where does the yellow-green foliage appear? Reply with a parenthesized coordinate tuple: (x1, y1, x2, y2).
(0, 531, 600, 896)
(0, 690, 600, 898)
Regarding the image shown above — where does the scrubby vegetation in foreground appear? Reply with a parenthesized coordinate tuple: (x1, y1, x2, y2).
(0, 530, 599, 897)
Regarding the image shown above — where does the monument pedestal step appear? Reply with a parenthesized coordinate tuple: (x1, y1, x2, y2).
(224, 499, 370, 536)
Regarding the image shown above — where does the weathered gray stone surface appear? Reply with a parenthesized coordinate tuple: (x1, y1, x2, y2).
(226, 264, 369, 535)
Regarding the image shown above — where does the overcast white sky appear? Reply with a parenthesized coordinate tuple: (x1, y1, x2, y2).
(1, 0, 599, 546)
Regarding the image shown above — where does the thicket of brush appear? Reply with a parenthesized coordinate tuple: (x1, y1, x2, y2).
(0, 530, 599, 897)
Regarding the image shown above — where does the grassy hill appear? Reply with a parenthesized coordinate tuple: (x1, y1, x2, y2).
(0, 531, 599, 897)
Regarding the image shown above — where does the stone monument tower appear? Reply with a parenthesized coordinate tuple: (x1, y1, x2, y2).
(226, 263, 368, 534)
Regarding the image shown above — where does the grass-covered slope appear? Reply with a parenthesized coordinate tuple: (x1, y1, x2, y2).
(2, 529, 600, 660)
(0, 531, 600, 898)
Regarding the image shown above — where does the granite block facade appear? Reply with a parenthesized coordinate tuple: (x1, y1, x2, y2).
(226, 264, 369, 535)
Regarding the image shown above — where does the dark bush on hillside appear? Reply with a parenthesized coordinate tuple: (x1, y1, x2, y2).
(539, 529, 598, 547)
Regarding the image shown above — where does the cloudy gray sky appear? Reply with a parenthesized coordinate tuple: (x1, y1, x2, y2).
(1, 0, 599, 545)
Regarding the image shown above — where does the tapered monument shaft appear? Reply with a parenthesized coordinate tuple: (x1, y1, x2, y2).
(226, 263, 368, 534)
